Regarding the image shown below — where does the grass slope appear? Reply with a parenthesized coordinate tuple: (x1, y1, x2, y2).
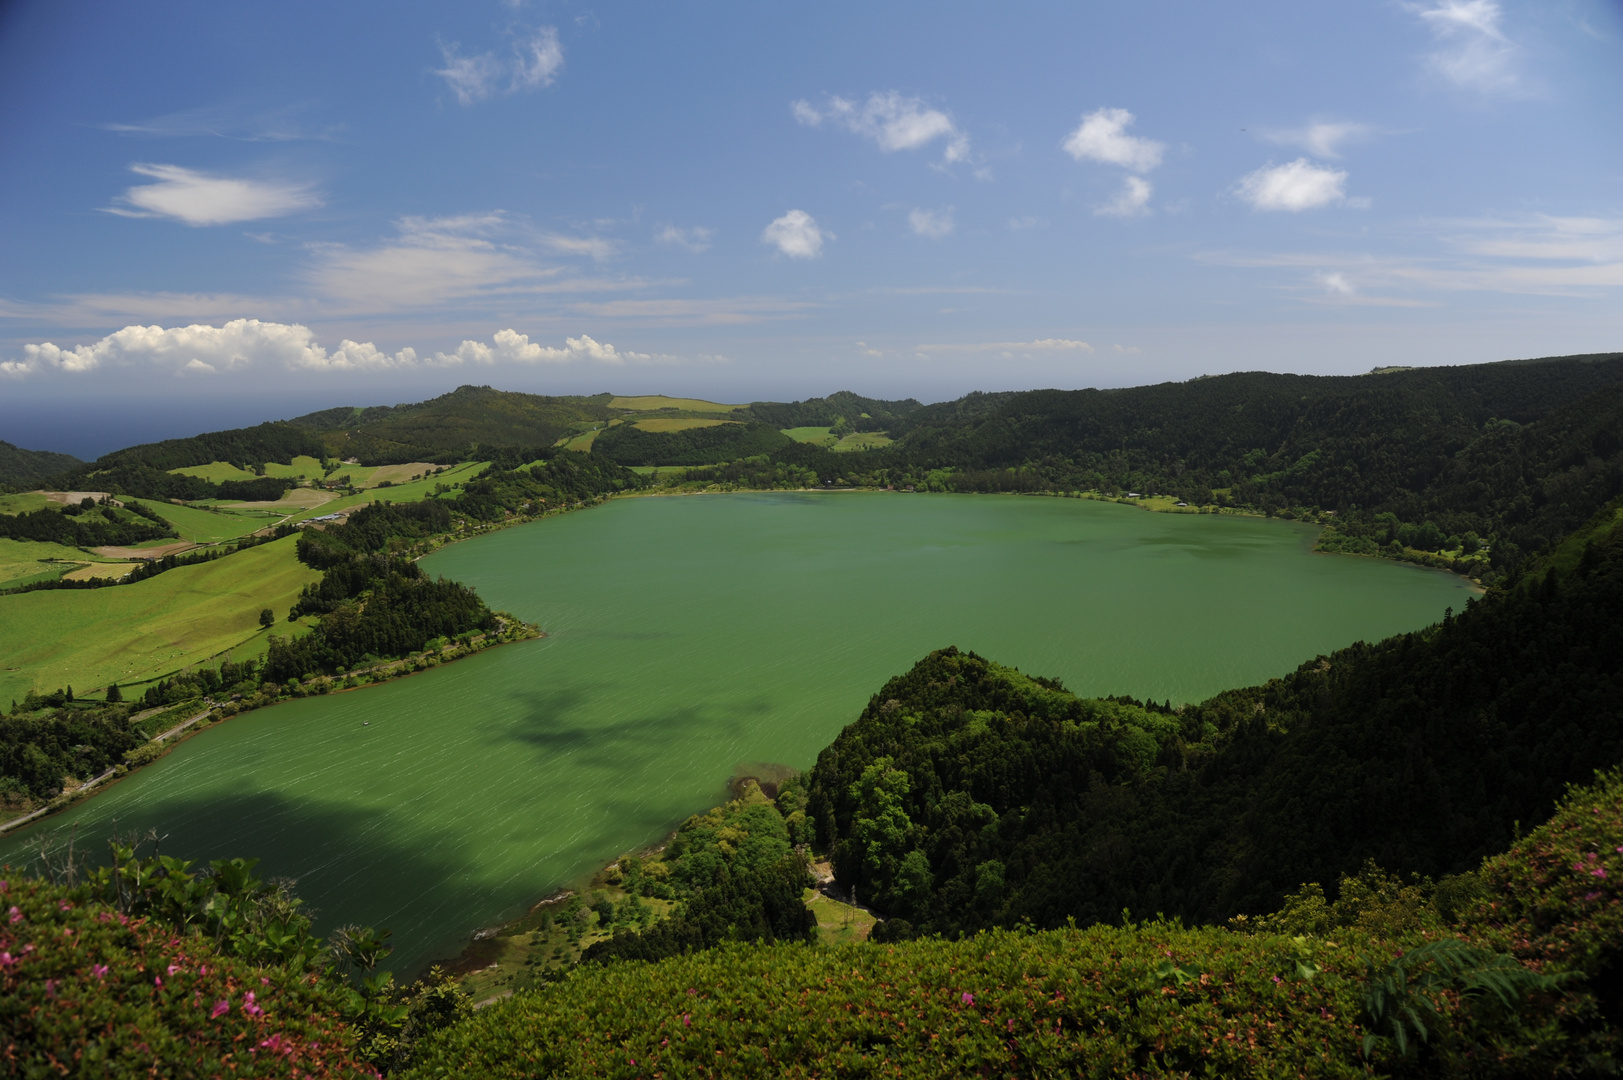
(126, 498, 281, 544)
(0, 539, 112, 589)
(631, 418, 739, 433)
(0, 535, 319, 702)
(167, 461, 260, 483)
(781, 426, 837, 445)
(609, 395, 741, 413)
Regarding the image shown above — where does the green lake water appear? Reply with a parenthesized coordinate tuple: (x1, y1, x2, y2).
(1, 493, 1475, 974)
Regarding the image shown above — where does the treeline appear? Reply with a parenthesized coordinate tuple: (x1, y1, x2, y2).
(590, 421, 794, 466)
(0, 439, 82, 489)
(805, 497, 1623, 940)
(0, 499, 175, 547)
(741, 390, 922, 433)
(581, 782, 817, 965)
(58, 420, 326, 479)
(0, 699, 144, 808)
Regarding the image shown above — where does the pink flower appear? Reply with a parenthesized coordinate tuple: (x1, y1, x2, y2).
(0, 880, 8, 891)
(7, 907, 20, 924)
(1272, 975, 1282, 984)
(167, 964, 180, 976)
(961, 992, 975, 1005)
(58, 901, 71, 911)
(211, 999, 230, 1018)
(154, 976, 163, 988)
(243, 991, 263, 1017)
(44, 978, 58, 998)
(0, 952, 12, 968)
(91, 964, 109, 980)
(260, 976, 270, 986)
(1586, 892, 1603, 901)
(1593, 868, 1608, 879)
(682, 1013, 691, 1027)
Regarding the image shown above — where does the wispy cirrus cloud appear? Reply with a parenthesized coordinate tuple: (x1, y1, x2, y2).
(1260, 120, 1373, 159)
(915, 338, 1093, 355)
(1196, 215, 1623, 303)
(655, 225, 714, 252)
(908, 207, 955, 238)
(103, 164, 321, 226)
(1412, 0, 1526, 95)
(435, 25, 563, 105)
(792, 91, 972, 167)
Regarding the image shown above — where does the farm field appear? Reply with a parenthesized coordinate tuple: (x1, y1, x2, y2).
(0, 535, 320, 704)
(61, 561, 138, 582)
(168, 461, 260, 483)
(0, 493, 51, 515)
(608, 395, 740, 412)
(631, 417, 738, 433)
(270, 460, 489, 525)
(0, 538, 111, 589)
(781, 426, 836, 445)
(218, 488, 336, 512)
(830, 431, 893, 451)
(561, 430, 600, 452)
(364, 462, 445, 486)
(127, 498, 281, 544)
(262, 455, 327, 479)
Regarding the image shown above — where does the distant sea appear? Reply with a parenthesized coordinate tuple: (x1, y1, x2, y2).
(0, 394, 344, 461)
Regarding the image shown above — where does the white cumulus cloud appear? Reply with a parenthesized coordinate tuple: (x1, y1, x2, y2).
(1236, 159, 1348, 211)
(1062, 108, 1164, 173)
(2, 321, 652, 379)
(908, 207, 955, 238)
(761, 210, 827, 259)
(436, 26, 564, 105)
(103, 164, 321, 226)
(1097, 176, 1154, 218)
(1414, 0, 1522, 94)
(791, 91, 970, 165)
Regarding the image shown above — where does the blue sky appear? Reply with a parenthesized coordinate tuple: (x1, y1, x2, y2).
(2, 0, 1621, 453)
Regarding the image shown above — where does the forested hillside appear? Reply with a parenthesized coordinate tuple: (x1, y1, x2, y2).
(287, 385, 617, 464)
(806, 497, 1623, 939)
(0, 440, 82, 489)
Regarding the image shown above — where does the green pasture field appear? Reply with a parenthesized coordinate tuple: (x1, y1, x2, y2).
(608, 395, 741, 412)
(631, 417, 738, 433)
(830, 431, 893, 451)
(628, 466, 688, 480)
(276, 461, 489, 525)
(562, 430, 600, 452)
(0, 493, 51, 515)
(127, 498, 280, 544)
(0, 535, 320, 704)
(0, 538, 108, 589)
(168, 461, 259, 483)
(262, 455, 328, 479)
(805, 889, 877, 945)
(781, 426, 837, 445)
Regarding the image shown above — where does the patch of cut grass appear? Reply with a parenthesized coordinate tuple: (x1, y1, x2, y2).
(261, 455, 328, 480)
(631, 418, 739, 433)
(363, 462, 445, 487)
(61, 562, 139, 582)
(0, 535, 320, 704)
(805, 889, 877, 945)
(167, 461, 260, 483)
(126, 498, 281, 544)
(0, 539, 98, 589)
(782, 426, 837, 445)
(0, 493, 51, 515)
(608, 395, 742, 412)
(830, 431, 893, 452)
(562, 430, 600, 453)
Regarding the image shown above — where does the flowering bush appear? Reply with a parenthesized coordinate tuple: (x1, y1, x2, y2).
(0, 875, 374, 1078)
(405, 921, 1380, 1079)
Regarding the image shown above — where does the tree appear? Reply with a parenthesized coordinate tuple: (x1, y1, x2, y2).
(259, 608, 275, 629)
(105, 683, 122, 703)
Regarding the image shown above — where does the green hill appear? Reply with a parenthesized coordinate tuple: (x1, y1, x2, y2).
(286, 385, 617, 464)
(0, 440, 84, 488)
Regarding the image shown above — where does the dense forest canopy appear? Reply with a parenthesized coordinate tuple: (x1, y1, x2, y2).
(806, 497, 1623, 940)
(0, 440, 83, 488)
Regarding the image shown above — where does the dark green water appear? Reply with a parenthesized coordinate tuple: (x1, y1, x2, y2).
(1, 494, 1473, 973)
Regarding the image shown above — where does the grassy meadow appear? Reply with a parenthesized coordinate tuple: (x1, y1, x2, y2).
(830, 431, 893, 451)
(0, 535, 320, 703)
(0, 493, 51, 514)
(167, 461, 260, 483)
(608, 395, 741, 412)
(781, 426, 837, 445)
(126, 498, 281, 544)
(267, 460, 489, 525)
(630, 417, 739, 433)
(0, 538, 112, 589)
(561, 430, 600, 452)
(261, 455, 327, 479)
